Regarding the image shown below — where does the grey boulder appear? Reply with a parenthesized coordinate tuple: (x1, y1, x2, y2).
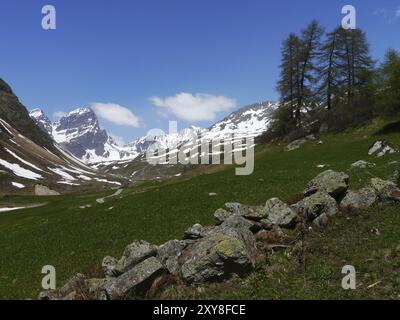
(157, 240, 184, 275)
(304, 170, 349, 199)
(181, 215, 256, 283)
(263, 198, 298, 228)
(104, 257, 165, 299)
(116, 240, 157, 274)
(340, 188, 378, 210)
(295, 191, 338, 227)
(368, 141, 397, 157)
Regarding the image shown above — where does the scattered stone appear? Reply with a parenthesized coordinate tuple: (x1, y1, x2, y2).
(371, 228, 381, 236)
(285, 138, 307, 152)
(263, 198, 297, 228)
(34, 184, 60, 196)
(102, 256, 119, 277)
(285, 135, 317, 152)
(351, 160, 375, 169)
(208, 193, 218, 196)
(295, 191, 338, 227)
(183, 224, 205, 240)
(340, 188, 378, 210)
(368, 141, 397, 157)
(157, 240, 184, 275)
(369, 178, 400, 201)
(116, 240, 157, 274)
(304, 170, 349, 199)
(317, 164, 326, 168)
(214, 208, 233, 223)
(388, 170, 400, 186)
(224, 203, 267, 221)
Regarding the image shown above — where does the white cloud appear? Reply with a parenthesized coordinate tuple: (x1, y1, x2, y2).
(149, 93, 236, 122)
(90, 102, 140, 128)
(53, 111, 67, 120)
(396, 7, 400, 17)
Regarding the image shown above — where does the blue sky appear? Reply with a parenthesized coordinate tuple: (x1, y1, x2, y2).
(1, 0, 399, 143)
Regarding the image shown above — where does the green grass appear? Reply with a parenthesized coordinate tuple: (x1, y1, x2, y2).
(0, 119, 399, 299)
(189, 204, 400, 300)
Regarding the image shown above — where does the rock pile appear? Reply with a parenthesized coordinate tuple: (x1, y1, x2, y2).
(39, 169, 400, 300)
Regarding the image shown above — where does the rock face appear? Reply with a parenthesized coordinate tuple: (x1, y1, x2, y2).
(340, 188, 378, 210)
(180, 215, 256, 283)
(368, 141, 397, 157)
(295, 191, 338, 227)
(304, 170, 349, 199)
(262, 198, 297, 228)
(34, 184, 60, 196)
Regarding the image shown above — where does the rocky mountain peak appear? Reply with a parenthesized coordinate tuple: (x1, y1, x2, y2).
(29, 108, 52, 136)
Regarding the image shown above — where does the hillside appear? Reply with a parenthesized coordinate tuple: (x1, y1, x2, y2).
(0, 79, 126, 195)
(1, 118, 399, 299)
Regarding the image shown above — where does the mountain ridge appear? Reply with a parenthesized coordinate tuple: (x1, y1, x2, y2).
(30, 101, 279, 165)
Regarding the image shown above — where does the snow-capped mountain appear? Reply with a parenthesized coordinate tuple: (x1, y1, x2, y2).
(0, 79, 125, 195)
(30, 108, 140, 164)
(209, 101, 278, 137)
(30, 101, 278, 166)
(29, 108, 52, 136)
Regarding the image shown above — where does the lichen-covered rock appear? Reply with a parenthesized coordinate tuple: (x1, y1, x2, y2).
(368, 141, 397, 157)
(304, 170, 349, 198)
(104, 257, 165, 299)
(102, 256, 119, 277)
(214, 208, 233, 222)
(369, 178, 400, 201)
(295, 191, 338, 227)
(340, 188, 378, 210)
(116, 240, 157, 274)
(157, 240, 184, 275)
(263, 198, 298, 228)
(351, 160, 375, 169)
(181, 215, 256, 283)
(224, 203, 267, 221)
(183, 224, 205, 240)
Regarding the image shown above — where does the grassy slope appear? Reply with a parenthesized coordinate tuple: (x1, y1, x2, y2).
(0, 119, 399, 299)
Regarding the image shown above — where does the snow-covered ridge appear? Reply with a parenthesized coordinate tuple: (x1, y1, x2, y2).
(29, 101, 278, 165)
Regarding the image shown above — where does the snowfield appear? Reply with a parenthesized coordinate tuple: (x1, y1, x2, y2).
(0, 159, 43, 180)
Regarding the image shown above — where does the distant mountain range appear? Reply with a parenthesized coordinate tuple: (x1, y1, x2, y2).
(30, 101, 279, 165)
(0, 79, 125, 195)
